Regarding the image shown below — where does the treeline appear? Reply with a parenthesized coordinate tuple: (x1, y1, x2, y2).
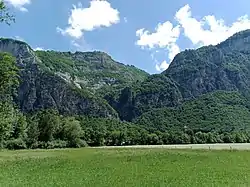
(2, 52, 250, 150)
(79, 122, 250, 146)
(2, 108, 250, 150)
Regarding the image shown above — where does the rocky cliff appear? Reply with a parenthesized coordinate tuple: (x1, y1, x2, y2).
(0, 38, 123, 118)
(109, 29, 250, 121)
(2, 30, 250, 122)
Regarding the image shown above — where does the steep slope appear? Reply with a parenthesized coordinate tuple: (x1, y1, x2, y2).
(35, 50, 148, 96)
(0, 38, 119, 118)
(135, 91, 250, 132)
(113, 29, 250, 121)
(106, 74, 183, 121)
(165, 41, 250, 99)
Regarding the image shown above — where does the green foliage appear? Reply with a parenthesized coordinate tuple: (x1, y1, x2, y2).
(0, 102, 15, 146)
(35, 140, 68, 149)
(24, 110, 87, 149)
(5, 138, 27, 150)
(61, 117, 84, 147)
(0, 1, 14, 25)
(0, 52, 19, 96)
(11, 113, 27, 139)
(26, 116, 40, 148)
(35, 50, 148, 96)
(35, 109, 61, 142)
(0, 102, 28, 148)
(4, 30, 250, 149)
(0, 52, 25, 148)
(135, 91, 250, 133)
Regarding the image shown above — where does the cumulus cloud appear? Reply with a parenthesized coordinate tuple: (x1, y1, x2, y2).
(4, 0, 31, 12)
(155, 60, 169, 71)
(175, 4, 250, 46)
(124, 17, 128, 23)
(136, 21, 180, 49)
(167, 43, 180, 62)
(57, 0, 120, 39)
(136, 21, 181, 71)
(137, 4, 250, 72)
(33, 47, 45, 51)
(71, 39, 92, 51)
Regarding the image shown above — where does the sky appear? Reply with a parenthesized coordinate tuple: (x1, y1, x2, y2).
(1, 0, 250, 74)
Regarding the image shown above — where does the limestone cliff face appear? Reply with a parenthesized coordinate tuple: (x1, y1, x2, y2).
(0, 38, 118, 118)
(2, 29, 250, 122)
(165, 30, 250, 99)
(108, 30, 250, 121)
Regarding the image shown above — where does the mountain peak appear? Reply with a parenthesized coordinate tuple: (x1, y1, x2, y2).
(217, 29, 250, 52)
(0, 38, 35, 58)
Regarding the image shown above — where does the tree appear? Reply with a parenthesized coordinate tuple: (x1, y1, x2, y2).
(0, 102, 14, 147)
(36, 109, 60, 142)
(61, 117, 84, 147)
(26, 116, 40, 148)
(0, 1, 14, 25)
(0, 53, 19, 98)
(0, 53, 20, 148)
(11, 112, 27, 139)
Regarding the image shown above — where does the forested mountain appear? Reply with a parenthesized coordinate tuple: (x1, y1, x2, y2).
(111, 30, 250, 121)
(135, 91, 250, 132)
(0, 38, 148, 118)
(2, 29, 250, 149)
(35, 50, 148, 96)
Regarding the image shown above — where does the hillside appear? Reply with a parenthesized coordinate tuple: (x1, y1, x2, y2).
(134, 91, 250, 133)
(2, 30, 250, 148)
(35, 50, 148, 96)
(0, 38, 148, 118)
(111, 29, 250, 121)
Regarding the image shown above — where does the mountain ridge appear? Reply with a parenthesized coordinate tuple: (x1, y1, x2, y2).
(106, 29, 250, 121)
(2, 30, 250, 127)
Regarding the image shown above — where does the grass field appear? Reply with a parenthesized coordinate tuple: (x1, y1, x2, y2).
(0, 148, 250, 186)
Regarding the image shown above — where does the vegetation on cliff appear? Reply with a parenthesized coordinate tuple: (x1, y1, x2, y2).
(2, 0, 250, 148)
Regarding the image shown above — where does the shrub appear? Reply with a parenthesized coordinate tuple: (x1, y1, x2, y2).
(5, 138, 27, 150)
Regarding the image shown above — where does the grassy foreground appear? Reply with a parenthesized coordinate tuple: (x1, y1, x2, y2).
(0, 148, 250, 186)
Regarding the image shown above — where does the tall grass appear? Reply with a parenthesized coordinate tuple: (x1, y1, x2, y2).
(0, 148, 250, 186)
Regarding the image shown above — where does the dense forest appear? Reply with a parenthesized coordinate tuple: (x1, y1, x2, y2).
(2, 1, 250, 149)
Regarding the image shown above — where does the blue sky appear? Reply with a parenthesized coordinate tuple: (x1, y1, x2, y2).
(1, 0, 250, 74)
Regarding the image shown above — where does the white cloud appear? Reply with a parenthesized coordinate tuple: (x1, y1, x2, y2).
(57, 0, 120, 39)
(136, 21, 181, 72)
(137, 4, 250, 72)
(33, 47, 45, 51)
(175, 4, 250, 46)
(156, 60, 169, 71)
(4, 0, 31, 12)
(136, 21, 180, 49)
(71, 39, 92, 51)
(167, 43, 180, 62)
(124, 17, 128, 23)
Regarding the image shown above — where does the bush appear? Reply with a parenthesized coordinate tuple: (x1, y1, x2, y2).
(47, 140, 68, 149)
(34, 140, 68, 149)
(5, 138, 27, 150)
(68, 139, 88, 148)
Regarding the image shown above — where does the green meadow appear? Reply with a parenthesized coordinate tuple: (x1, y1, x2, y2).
(0, 148, 250, 187)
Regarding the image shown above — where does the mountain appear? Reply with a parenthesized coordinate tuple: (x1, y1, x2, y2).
(35, 50, 148, 96)
(0, 38, 148, 118)
(135, 91, 250, 132)
(165, 30, 250, 99)
(2, 30, 250, 133)
(3, 30, 250, 148)
(111, 29, 250, 121)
